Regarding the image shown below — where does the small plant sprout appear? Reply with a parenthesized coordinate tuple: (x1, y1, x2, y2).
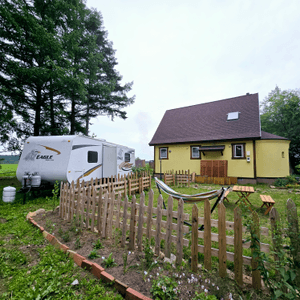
(122, 251, 138, 274)
(102, 253, 117, 268)
(88, 249, 101, 259)
(92, 239, 103, 249)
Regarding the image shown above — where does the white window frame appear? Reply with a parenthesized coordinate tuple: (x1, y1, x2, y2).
(159, 147, 168, 159)
(191, 146, 200, 159)
(233, 144, 245, 158)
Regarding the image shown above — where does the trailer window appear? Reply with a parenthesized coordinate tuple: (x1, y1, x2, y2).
(88, 151, 98, 163)
(125, 153, 130, 162)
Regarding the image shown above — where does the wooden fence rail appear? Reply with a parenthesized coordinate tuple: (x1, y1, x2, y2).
(73, 173, 151, 197)
(163, 170, 196, 187)
(59, 185, 278, 289)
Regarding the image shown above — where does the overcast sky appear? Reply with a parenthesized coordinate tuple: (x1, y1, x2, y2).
(86, 0, 300, 161)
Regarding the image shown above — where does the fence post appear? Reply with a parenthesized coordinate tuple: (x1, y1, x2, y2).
(155, 195, 163, 256)
(234, 207, 243, 287)
(165, 195, 173, 258)
(251, 211, 261, 289)
(176, 198, 184, 265)
(115, 192, 121, 229)
(128, 179, 132, 195)
(121, 195, 129, 247)
(75, 184, 81, 224)
(107, 192, 115, 238)
(188, 169, 190, 187)
(101, 192, 109, 238)
(139, 177, 142, 194)
(90, 187, 96, 232)
(218, 202, 227, 278)
(128, 195, 137, 250)
(59, 181, 63, 218)
(137, 192, 145, 251)
(85, 186, 91, 229)
(80, 186, 85, 229)
(191, 204, 198, 272)
(97, 188, 103, 235)
(204, 199, 211, 270)
(146, 189, 154, 240)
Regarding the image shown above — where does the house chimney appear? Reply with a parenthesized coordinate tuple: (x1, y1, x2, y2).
(246, 93, 250, 95)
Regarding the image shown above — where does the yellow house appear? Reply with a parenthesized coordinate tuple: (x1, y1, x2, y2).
(149, 93, 290, 184)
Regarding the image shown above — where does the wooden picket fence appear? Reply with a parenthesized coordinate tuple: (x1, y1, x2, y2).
(59, 184, 277, 289)
(164, 170, 196, 187)
(79, 172, 151, 196)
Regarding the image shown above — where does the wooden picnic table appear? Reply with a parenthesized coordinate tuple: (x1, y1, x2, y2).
(232, 185, 255, 206)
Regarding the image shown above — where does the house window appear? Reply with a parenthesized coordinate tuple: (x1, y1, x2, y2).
(159, 147, 168, 159)
(282, 151, 285, 158)
(125, 153, 131, 162)
(88, 151, 98, 163)
(232, 144, 245, 159)
(190, 146, 201, 159)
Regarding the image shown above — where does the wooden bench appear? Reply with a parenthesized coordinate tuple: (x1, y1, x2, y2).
(260, 195, 275, 215)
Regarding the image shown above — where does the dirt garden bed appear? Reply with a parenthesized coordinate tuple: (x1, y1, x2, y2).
(33, 208, 268, 300)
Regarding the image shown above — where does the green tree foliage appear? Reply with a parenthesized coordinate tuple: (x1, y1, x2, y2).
(261, 86, 300, 170)
(0, 0, 134, 149)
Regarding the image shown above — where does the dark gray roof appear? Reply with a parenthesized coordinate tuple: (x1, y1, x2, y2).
(260, 131, 288, 140)
(149, 93, 261, 145)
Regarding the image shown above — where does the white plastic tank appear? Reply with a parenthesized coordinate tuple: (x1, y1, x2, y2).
(31, 175, 41, 187)
(2, 186, 16, 203)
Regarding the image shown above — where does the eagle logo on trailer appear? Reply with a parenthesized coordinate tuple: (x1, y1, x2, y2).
(24, 145, 61, 161)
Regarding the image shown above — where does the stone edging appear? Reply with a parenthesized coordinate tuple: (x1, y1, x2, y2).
(26, 210, 152, 300)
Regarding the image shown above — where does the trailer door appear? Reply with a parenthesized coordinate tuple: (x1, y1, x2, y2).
(102, 145, 117, 178)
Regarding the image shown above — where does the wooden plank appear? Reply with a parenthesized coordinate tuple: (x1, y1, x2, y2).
(234, 207, 243, 287)
(164, 195, 173, 258)
(115, 192, 121, 229)
(80, 187, 85, 229)
(101, 192, 109, 238)
(218, 202, 226, 278)
(155, 195, 163, 256)
(197, 217, 269, 236)
(146, 189, 154, 240)
(59, 181, 63, 218)
(269, 207, 281, 268)
(191, 204, 198, 273)
(137, 192, 145, 251)
(108, 192, 115, 238)
(97, 188, 103, 235)
(121, 195, 129, 247)
(85, 186, 91, 229)
(251, 211, 261, 289)
(176, 198, 184, 265)
(204, 199, 211, 270)
(90, 187, 96, 232)
(128, 195, 137, 250)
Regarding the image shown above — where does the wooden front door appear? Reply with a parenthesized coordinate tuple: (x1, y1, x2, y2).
(201, 160, 228, 177)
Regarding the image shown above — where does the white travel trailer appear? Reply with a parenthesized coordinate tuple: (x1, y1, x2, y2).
(16, 135, 135, 188)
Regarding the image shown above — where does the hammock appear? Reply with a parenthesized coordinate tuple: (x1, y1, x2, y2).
(154, 177, 224, 203)
(154, 177, 229, 230)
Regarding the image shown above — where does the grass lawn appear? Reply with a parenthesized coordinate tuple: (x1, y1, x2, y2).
(0, 164, 18, 177)
(0, 176, 299, 299)
(0, 178, 122, 299)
